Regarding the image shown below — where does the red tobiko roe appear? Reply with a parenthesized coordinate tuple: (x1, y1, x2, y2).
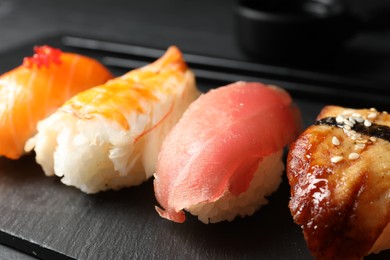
(23, 45, 63, 68)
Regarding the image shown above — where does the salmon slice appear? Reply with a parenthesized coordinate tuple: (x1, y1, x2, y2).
(0, 46, 113, 159)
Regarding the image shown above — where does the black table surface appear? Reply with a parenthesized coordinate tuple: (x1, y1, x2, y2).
(0, 1, 390, 259)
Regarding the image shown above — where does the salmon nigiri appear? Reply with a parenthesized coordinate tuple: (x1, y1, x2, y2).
(0, 45, 113, 159)
(154, 82, 301, 223)
(26, 46, 199, 194)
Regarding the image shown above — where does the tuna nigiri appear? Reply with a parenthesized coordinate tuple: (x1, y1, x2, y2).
(0, 45, 113, 159)
(287, 106, 390, 259)
(154, 82, 301, 223)
(26, 46, 199, 194)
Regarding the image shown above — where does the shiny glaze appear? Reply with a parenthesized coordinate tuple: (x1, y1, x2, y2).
(287, 106, 390, 259)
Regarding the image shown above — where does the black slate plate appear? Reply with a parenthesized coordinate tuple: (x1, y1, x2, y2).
(0, 36, 389, 260)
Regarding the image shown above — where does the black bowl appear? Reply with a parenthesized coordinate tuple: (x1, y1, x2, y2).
(235, 0, 357, 63)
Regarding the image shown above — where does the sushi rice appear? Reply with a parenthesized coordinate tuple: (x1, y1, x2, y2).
(26, 47, 199, 193)
(188, 150, 284, 224)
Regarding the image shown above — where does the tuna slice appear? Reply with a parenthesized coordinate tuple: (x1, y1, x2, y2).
(154, 81, 301, 223)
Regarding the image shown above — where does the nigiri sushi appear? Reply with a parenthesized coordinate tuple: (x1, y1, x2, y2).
(287, 106, 390, 259)
(26, 46, 199, 194)
(154, 82, 301, 223)
(0, 45, 113, 159)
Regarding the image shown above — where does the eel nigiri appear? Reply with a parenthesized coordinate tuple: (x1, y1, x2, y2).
(0, 45, 113, 159)
(154, 82, 301, 223)
(26, 46, 199, 194)
(287, 106, 390, 259)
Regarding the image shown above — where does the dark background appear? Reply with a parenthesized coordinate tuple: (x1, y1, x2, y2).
(0, 0, 389, 61)
(1, 0, 390, 87)
(0, 0, 390, 259)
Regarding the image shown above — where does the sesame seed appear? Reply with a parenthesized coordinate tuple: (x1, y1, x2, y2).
(354, 117, 364, 123)
(356, 139, 368, 144)
(370, 136, 377, 142)
(364, 120, 372, 127)
(351, 135, 361, 140)
(344, 125, 351, 130)
(344, 119, 354, 127)
(331, 156, 344, 163)
(370, 108, 377, 112)
(383, 111, 388, 114)
(332, 136, 340, 146)
(349, 153, 360, 160)
(336, 115, 344, 123)
(348, 117, 356, 124)
(355, 143, 365, 150)
(351, 132, 361, 138)
(368, 112, 377, 119)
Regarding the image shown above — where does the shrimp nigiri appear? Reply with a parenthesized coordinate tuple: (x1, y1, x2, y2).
(287, 106, 390, 259)
(26, 46, 199, 194)
(154, 82, 301, 223)
(0, 45, 113, 159)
